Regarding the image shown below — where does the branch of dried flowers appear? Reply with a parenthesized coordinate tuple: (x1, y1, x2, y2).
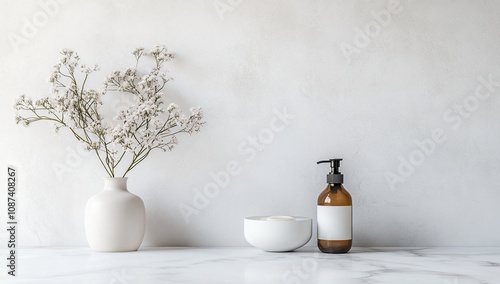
(14, 46, 205, 177)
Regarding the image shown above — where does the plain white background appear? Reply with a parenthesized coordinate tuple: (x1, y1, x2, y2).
(1, 0, 500, 247)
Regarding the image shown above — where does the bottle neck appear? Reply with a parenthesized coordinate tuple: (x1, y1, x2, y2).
(329, 183, 342, 190)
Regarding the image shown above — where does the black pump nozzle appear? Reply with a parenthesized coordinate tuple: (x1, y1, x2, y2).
(317, 158, 344, 184)
(317, 159, 342, 174)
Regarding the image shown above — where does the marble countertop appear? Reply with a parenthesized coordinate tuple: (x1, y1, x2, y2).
(1, 247, 499, 283)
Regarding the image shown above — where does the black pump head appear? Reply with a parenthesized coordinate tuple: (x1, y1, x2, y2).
(317, 158, 344, 184)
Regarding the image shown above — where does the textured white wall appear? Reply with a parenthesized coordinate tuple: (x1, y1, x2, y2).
(1, 0, 500, 247)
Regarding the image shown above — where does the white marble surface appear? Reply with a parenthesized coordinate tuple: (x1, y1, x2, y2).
(1, 247, 499, 283)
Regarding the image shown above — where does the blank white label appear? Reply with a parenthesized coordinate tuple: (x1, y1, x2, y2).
(317, 205, 352, 240)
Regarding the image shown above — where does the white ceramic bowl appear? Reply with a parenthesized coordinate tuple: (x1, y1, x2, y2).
(244, 216, 312, 252)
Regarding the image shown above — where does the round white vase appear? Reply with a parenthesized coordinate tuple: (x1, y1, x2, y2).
(85, 177, 145, 252)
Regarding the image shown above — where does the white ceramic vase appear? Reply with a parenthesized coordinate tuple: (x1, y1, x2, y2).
(85, 177, 145, 252)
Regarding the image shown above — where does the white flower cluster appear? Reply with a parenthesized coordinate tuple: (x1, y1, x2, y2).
(14, 46, 205, 177)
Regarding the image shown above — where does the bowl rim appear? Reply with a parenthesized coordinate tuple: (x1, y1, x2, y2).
(244, 216, 311, 222)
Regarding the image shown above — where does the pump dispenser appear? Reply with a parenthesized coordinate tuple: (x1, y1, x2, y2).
(316, 159, 352, 253)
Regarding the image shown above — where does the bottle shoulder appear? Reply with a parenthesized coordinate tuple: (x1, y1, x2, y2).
(317, 184, 352, 206)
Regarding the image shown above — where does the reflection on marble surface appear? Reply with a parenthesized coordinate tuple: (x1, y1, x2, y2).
(1, 247, 499, 283)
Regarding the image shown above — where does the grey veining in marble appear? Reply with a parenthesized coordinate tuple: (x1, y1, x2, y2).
(1, 247, 499, 283)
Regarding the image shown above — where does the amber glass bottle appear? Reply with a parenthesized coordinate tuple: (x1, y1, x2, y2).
(317, 159, 352, 253)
